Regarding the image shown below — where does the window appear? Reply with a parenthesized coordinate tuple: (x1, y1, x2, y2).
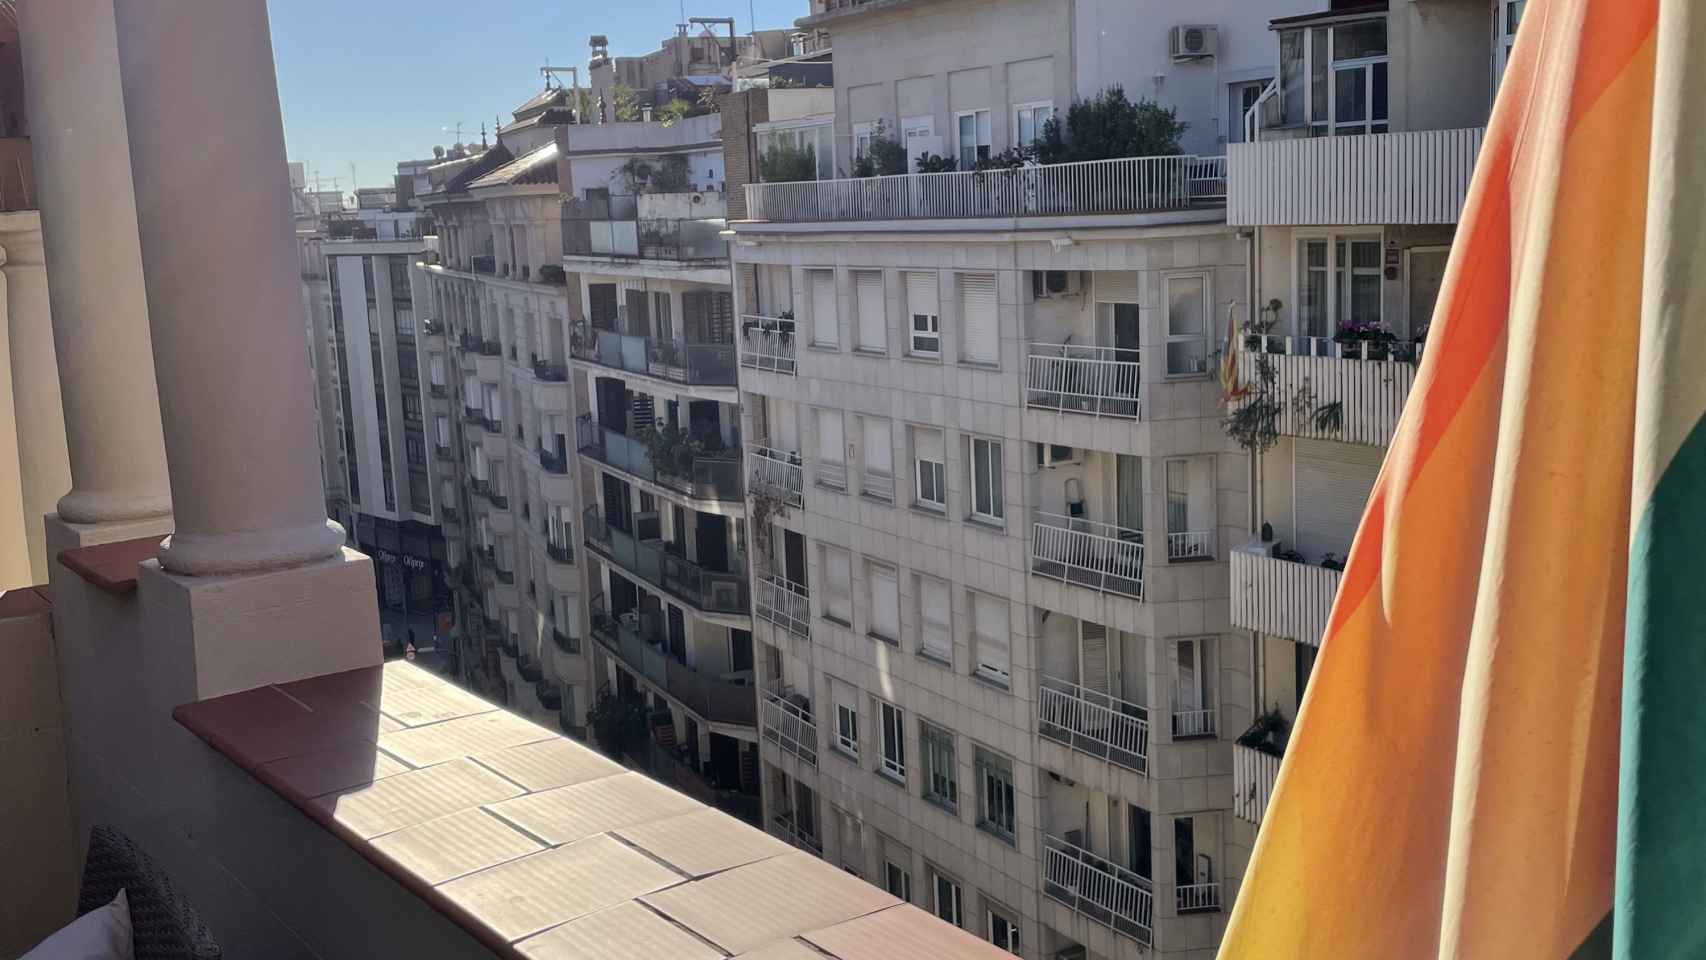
(988, 908, 1021, 954)
(1013, 102, 1053, 148)
(885, 861, 912, 902)
(832, 677, 859, 757)
(920, 721, 957, 810)
(972, 592, 1010, 686)
(821, 546, 852, 626)
(1495, 0, 1526, 91)
(1275, 18, 1388, 135)
(932, 870, 964, 928)
(435, 416, 451, 447)
(429, 353, 445, 386)
(854, 270, 885, 353)
(868, 562, 899, 643)
(958, 273, 998, 365)
(913, 427, 946, 511)
(954, 109, 991, 169)
(816, 408, 846, 490)
(862, 417, 893, 502)
(1164, 274, 1210, 376)
(809, 269, 838, 348)
(1297, 236, 1382, 339)
(1173, 637, 1215, 737)
(853, 121, 876, 161)
(968, 437, 1004, 523)
(878, 701, 906, 781)
(905, 272, 940, 357)
(975, 747, 1016, 842)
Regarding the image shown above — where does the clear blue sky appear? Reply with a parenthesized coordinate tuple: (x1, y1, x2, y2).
(269, 0, 807, 196)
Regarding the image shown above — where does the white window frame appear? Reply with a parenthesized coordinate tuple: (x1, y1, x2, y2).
(988, 908, 1021, 954)
(1280, 17, 1390, 136)
(913, 426, 946, 512)
(968, 436, 1004, 524)
(910, 311, 940, 357)
(1493, 0, 1526, 94)
(932, 869, 964, 928)
(953, 108, 992, 169)
(975, 746, 1016, 843)
(1012, 100, 1054, 148)
(1163, 272, 1212, 378)
(853, 120, 877, 161)
(878, 700, 906, 782)
(886, 860, 913, 902)
(971, 590, 1010, 687)
(1291, 232, 1384, 340)
(920, 719, 957, 809)
(835, 701, 859, 757)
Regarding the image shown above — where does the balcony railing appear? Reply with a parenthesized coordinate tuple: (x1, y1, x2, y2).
(470, 254, 496, 274)
(1228, 126, 1485, 226)
(582, 506, 750, 616)
(1234, 742, 1283, 825)
(746, 154, 1226, 223)
(562, 202, 729, 261)
(537, 444, 568, 475)
(761, 685, 818, 767)
(593, 608, 757, 726)
(421, 317, 445, 336)
(1166, 531, 1214, 562)
(1030, 513, 1144, 600)
(1171, 708, 1216, 739)
(495, 567, 515, 585)
(576, 416, 744, 503)
(549, 621, 580, 655)
(1037, 675, 1149, 775)
(1176, 881, 1222, 914)
(1041, 834, 1153, 947)
(641, 738, 762, 826)
(479, 339, 502, 357)
(429, 383, 448, 399)
(771, 811, 823, 856)
(532, 358, 568, 382)
(755, 573, 810, 640)
(434, 443, 454, 462)
(740, 316, 798, 376)
(1239, 338, 1422, 446)
(747, 444, 804, 509)
(1229, 544, 1343, 648)
(545, 540, 573, 564)
(570, 326, 737, 387)
(1025, 343, 1141, 419)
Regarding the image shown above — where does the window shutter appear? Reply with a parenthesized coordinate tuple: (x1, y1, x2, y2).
(856, 271, 886, 352)
(811, 269, 838, 347)
(973, 592, 1010, 680)
(905, 272, 938, 324)
(1094, 271, 1140, 304)
(870, 565, 899, 640)
(436, 417, 450, 446)
(817, 408, 844, 465)
(915, 427, 945, 465)
(824, 548, 852, 623)
(959, 273, 998, 363)
(464, 375, 480, 405)
(920, 577, 951, 660)
(863, 418, 892, 476)
(1294, 439, 1384, 558)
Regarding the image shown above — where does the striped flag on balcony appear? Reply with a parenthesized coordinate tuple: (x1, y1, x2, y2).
(1219, 299, 1246, 401)
(1220, 1, 1706, 957)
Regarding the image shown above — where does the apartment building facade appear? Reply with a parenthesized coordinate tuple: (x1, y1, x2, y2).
(1225, 0, 1502, 832)
(732, 2, 1318, 957)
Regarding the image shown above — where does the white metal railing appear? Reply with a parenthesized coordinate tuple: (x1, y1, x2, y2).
(1037, 676, 1149, 775)
(748, 444, 805, 508)
(1166, 531, 1213, 561)
(1171, 708, 1217, 739)
(1041, 834, 1153, 946)
(1234, 742, 1283, 825)
(862, 470, 894, 502)
(816, 460, 847, 491)
(1245, 333, 1425, 362)
(746, 154, 1226, 223)
(1030, 512, 1144, 600)
(771, 811, 823, 855)
(761, 686, 818, 767)
(1176, 881, 1222, 913)
(756, 573, 811, 639)
(740, 315, 798, 375)
(1237, 342, 1421, 447)
(1228, 127, 1485, 226)
(1243, 78, 1281, 143)
(1025, 343, 1141, 419)
(1229, 544, 1344, 647)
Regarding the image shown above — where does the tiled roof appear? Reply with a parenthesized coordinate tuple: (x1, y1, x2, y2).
(468, 142, 560, 191)
(173, 661, 1018, 959)
(419, 144, 516, 201)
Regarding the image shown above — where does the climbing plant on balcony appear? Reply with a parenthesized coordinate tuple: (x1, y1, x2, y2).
(1237, 708, 1292, 759)
(1223, 306, 1344, 457)
(851, 120, 908, 177)
(632, 423, 707, 479)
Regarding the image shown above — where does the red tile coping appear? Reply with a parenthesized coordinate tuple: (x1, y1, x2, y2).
(173, 661, 1016, 960)
(0, 584, 52, 619)
(57, 535, 162, 596)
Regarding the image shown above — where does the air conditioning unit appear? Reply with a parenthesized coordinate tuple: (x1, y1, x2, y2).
(1170, 24, 1218, 61)
(1031, 269, 1083, 299)
(1036, 443, 1079, 468)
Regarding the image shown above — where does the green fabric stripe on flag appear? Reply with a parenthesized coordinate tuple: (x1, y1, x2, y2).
(1616, 412, 1706, 960)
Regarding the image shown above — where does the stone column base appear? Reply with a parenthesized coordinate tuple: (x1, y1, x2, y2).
(44, 512, 175, 560)
(138, 547, 383, 699)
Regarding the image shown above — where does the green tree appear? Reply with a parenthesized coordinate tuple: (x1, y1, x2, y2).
(588, 689, 649, 761)
(571, 87, 595, 124)
(610, 82, 641, 122)
(759, 139, 818, 182)
(852, 119, 908, 177)
(1032, 85, 1188, 164)
(657, 97, 693, 127)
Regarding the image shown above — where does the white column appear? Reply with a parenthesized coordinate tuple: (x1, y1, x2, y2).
(18, 0, 173, 528)
(113, 0, 342, 575)
(0, 215, 71, 584)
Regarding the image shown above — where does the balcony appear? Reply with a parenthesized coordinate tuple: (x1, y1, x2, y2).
(1240, 337, 1422, 447)
(1234, 741, 1283, 826)
(590, 606, 757, 726)
(1176, 882, 1222, 914)
(740, 316, 798, 376)
(434, 443, 455, 462)
(562, 195, 728, 262)
(470, 253, 495, 274)
(1037, 675, 1149, 775)
(747, 443, 804, 509)
(745, 155, 1226, 224)
(771, 811, 823, 856)
(532, 357, 568, 382)
(495, 567, 515, 585)
(761, 685, 818, 767)
(582, 506, 750, 616)
(1041, 834, 1153, 947)
(421, 317, 445, 336)
(429, 383, 448, 399)
(1228, 127, 1486, 226)
(1171, 708, 1216, 739)
(1030, 513, 1144, 601)
(1230, 542, 1343, 648)
(576, 416, 744, 503)
(570, 327, 737, 388)
(546, 540, 574, 564)
(1025, 343, 1140, 419)
(549, 620, 581, 655)
(1166, 531, 1214, 562)
(537, 444, 568, 475)
(755, 573, 810, 640)
(639, 738, 762, 826)
(479, 338, 502, 357)
(458, 332, 483, 353)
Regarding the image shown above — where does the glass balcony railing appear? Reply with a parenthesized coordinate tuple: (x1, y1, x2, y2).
(588, 600, 757, 726)
(569, 326, 736, 387)
(582, 506, 749, 616)
(575, 415, 743, 502)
